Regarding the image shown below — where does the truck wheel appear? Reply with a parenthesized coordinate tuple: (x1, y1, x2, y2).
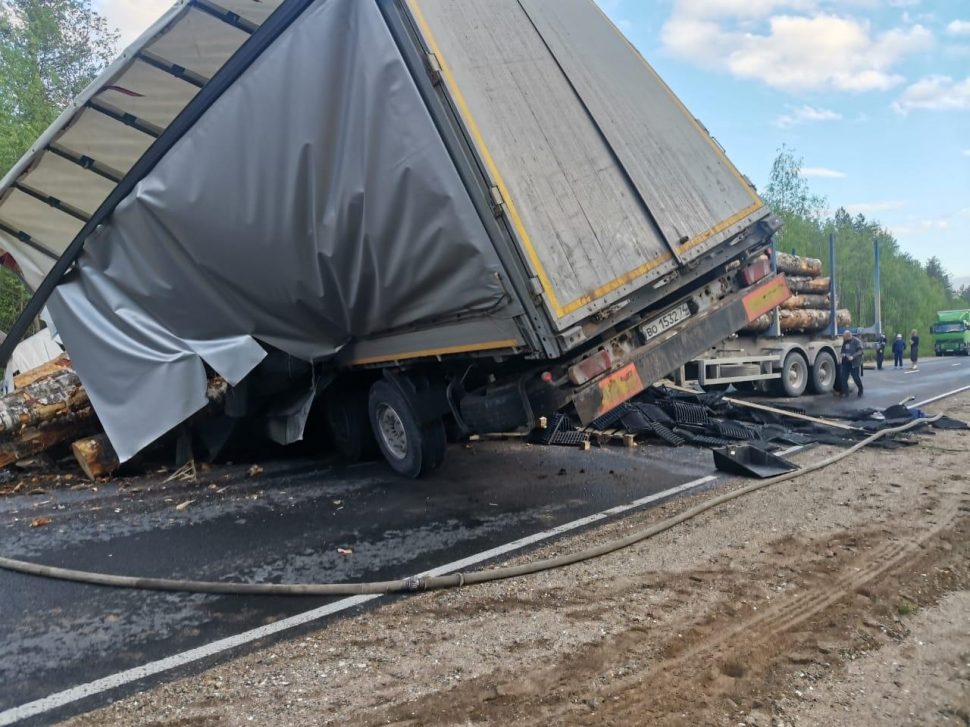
(368, 380, 447, 478)
(324, 389, 376, 462)
(808, 350, 837, 395)
(775, 352, 809, 397)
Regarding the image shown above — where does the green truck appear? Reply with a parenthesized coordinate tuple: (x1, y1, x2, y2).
(932, 310, 970, 356)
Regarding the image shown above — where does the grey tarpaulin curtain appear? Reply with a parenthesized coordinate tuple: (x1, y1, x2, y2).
(47, 0, 505, 460)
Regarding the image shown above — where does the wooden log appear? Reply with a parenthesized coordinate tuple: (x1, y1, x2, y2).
(72, 433, 121, 480)
(0, 368, 90, 436)
(13, 354, 72, 389)
(0, 411, 96, 468)
(785, 276, 831, 294)
(779, 294, 832, 310)
(743, 309, 852, 334)
(775, 252, 823, 277)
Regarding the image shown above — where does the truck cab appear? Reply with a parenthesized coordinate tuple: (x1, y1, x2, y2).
(932, 310, 970, 356)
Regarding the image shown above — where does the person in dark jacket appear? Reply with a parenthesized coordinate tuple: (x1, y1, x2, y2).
(875, 333, 887, 370)
(839, 331, 864, 397)
(892, 334, 905, 368)
(910, 328, 920, 370)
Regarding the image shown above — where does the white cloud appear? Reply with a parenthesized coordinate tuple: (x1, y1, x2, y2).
(843, 201, 906, 214)
(893, 75, 970, 113)
(946, 19, 970, 36)
(774, 104, 843, 127)
(891, 218, 950, 237)
(801, 167, 847, 178)
(662, 3, 934, 92)
(96, 0, 172, 48)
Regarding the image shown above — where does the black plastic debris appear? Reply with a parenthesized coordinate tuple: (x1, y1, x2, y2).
(931, 416, 969, 431)
(710, 420, 759, 441)
(676, 431, 735, 448)
(589, 403, 632, 431)
(619, 410, 656, 434)
(632, 402, 674, 425)
(533, 413, 571, 445)
(882, 404, 914, 420)
(669, 401, 709, 426)
(713, 445, 799, 478)
(641, 421, 686, 447)
(548, 429, 588, 446)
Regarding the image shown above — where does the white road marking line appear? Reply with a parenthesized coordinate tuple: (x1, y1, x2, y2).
(913, 385, 970, 409)
(0, 474, 717, 725)
(904, 370, 919, 375)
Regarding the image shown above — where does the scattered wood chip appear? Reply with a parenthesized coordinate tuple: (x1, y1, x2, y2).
(29, 517, 51, 528)
(165, 460, 197, 483)
(248, 464, 264, 477)
(175, 499, 195, 512)
(337, 547, 353, 556)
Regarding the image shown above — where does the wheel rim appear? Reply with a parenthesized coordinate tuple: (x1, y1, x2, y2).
(816, 358, 834, 387)
(787, 359, 806, 390)
(376, 403, 408, 460)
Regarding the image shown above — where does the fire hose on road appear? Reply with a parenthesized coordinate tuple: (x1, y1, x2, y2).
(0, 415, 944, 596)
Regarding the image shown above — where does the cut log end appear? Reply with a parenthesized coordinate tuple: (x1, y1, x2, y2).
(72, 433, 120, 481)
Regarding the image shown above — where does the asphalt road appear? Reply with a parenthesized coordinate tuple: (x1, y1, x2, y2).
(0, 356, 966, 724)
(761, 354, 969, 415)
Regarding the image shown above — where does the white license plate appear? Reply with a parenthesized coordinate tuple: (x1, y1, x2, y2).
(641, 303, 691, 341)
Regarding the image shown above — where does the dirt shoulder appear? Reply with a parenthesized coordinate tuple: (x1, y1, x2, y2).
(69, 396, 970, 726)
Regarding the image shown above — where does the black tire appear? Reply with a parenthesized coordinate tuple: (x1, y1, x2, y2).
(808, 350, 837, 395)
(775, 351, 809, 398)
(368, 380, 447, 478)
(324, 389, 377, 462)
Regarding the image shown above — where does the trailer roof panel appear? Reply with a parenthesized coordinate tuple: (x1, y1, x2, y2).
(0, 1, 286, 289)
(18, 155, 115, 217)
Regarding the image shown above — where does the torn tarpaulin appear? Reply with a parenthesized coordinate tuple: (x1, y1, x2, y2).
(46, 0, 507, 462)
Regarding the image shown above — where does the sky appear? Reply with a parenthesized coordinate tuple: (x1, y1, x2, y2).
(95, 0, 969, 285)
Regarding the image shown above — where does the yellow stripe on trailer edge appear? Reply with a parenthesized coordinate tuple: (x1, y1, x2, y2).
(408, 0, 765, 323)
(349, 339, 522, 367)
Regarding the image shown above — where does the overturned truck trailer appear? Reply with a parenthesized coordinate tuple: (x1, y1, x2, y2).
(0, 0, 788, 477)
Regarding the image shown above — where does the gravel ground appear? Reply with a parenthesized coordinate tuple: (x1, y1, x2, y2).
(65, 394, 970, 726)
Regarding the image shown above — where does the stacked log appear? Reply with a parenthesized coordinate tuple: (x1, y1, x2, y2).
(775, 252, 823, 277)
(0, 360, 228, 479)
(786, 276, 831, 295)
(743, 253, 851, 335)
(0, 365, 97, 467)
(745, 309, 852, 334)
(780, 294, 832, 310)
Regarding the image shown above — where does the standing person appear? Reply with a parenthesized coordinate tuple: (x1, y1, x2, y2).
(892, 334, 905, 368)
(840, 331, 864, 398)
(910, 328, 920, 370)
(875, 332, 887, 370)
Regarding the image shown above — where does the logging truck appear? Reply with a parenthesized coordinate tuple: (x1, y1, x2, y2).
(677, 251, 848, 398)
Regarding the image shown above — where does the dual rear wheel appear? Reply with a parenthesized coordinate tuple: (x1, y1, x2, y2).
(773, 349, 836, 397)
(325, 380, 447, 479)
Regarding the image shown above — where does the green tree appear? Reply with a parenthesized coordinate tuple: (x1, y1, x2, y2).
(762, 147, 958, 349)
(763, 144, 827, 221)
(925, 256, 953, 299)
(0, 0, 117, 337)
(0, 0, 118, 175)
